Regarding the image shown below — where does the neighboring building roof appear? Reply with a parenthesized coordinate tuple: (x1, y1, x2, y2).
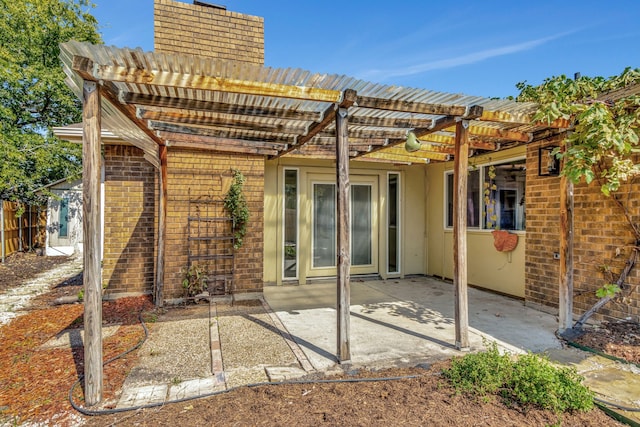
(34, 177, 82, 193)
(60, 41, 570, 167)
(52, 122, 121, 144)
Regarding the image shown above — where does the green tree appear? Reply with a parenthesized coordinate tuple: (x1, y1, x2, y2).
(517, 68, 640, 198)
(0, 0, 101, 203)
(517, 68, 640, 325)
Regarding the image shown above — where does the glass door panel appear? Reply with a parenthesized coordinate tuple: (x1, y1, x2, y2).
(309, 175, 378, 276)
(312, 183, 336, 268)
(351, 185, 372, 266)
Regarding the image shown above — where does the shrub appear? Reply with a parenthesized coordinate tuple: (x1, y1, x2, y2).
(442, 341, 594, 413)
(506, 353, 593, 412)
(443, 341, 511, 395)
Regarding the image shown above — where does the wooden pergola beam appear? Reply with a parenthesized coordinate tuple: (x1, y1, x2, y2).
(289, 145, 358, 157)
(358, 105, 486, 158)
(167, 140, 277, 156)
(479, 109, 570, 128)
(139, 109, 311, 135)
(72, 55, 343, 103)
(348, 115, 433, 128)
(442, 125, 532, 143)
(99, 82, 166, 147)
(159, 132, 281, 156)
(453, 119, 470, 350)
(158, 131, 286, 150)
(414, 105, 484, 137)
(309, 136, 389, 146)
(126, 93, 322, 121)
(151, 122, 294, 145)
(356, 95, 467, 116)
(274, 89, 358, 159)
(362, 150, 448, 163)
(319, 127, 406, 140)
(415, 133, 497, 151)
(384, 143, 454, 155)
(336, 106, 351, 363)
(82, 80, 103, 406)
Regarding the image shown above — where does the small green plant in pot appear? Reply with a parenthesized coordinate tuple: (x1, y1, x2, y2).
(182, 264, 208, 297)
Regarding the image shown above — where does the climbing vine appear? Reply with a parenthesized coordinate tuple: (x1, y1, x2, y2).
(516, 67, 640, 197)
(517, 67, 640, 324)
(224, 169, 249, 250)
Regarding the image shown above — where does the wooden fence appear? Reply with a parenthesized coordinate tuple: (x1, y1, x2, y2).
(1, 200, 47, 261)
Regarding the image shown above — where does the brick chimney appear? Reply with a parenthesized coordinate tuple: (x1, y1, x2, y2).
(154, 0, 264, 65)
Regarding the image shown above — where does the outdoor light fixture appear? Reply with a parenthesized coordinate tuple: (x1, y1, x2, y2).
(404, 131, 421, 152)
(538, 145, 560, 176)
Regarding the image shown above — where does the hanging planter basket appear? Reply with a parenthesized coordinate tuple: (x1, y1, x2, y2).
(492, 230, 518, 252)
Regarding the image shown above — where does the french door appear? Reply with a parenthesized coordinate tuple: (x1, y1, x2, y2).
(310, 175, 378, 276)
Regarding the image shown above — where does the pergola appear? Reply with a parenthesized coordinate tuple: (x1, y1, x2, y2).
(59, 41, 569, 405)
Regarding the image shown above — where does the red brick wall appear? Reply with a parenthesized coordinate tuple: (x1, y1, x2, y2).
(154, 0, 264, 65)
(525, 138, 640, 322)
(163, 148, 264, 299)
(102, 146, 157, 296)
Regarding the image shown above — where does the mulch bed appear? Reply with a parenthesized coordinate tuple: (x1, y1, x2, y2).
(0, 295, 154, 426)
(572, 320, 640, 365)
(0, 252, 74, 294)
(86, 363, 621, 427)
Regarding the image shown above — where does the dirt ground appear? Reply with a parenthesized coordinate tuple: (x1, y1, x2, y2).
(0, 253, 634, 426)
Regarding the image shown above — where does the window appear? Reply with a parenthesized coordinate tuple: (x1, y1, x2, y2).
(446, 159, 525, 231)
(283, 169, 298, 279)
(446, 169, 480, 228)
(387, 173, 400, 274)
(59, 196, 69, 237)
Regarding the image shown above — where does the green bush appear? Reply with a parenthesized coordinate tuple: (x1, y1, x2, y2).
(443, 341, 512, 395)
(506, 353, 593, 412)
(442, 341, 594, 413)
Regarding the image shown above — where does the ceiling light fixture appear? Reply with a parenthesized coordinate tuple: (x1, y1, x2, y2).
(404, 130, 421, 152)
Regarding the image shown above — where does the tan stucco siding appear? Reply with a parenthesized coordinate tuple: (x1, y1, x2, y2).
(426, 146, 526, 298)
(264, 158, 426, 285)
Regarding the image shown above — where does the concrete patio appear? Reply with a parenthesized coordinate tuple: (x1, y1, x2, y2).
(263, 275, 562, 370)
(110, 275, 640, 423)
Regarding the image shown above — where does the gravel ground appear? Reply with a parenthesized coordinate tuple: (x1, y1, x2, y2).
(120, 299, 304, 390)
(121, 304, 214, 387)
(0, 255, 82, 326)
(217, 300, 302, 387)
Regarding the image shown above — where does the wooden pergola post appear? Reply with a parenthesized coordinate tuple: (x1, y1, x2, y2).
(453, 119, 470, 350)
(82, 80, 103, 406)
(155, 144, 168, 307)
(335, 106, 351, 363)
(558, 143, 574, 332)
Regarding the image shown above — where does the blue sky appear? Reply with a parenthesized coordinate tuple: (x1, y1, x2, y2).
(91, 0, 639, 98)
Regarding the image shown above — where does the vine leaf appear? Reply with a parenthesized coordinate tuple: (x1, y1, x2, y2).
(224, 169, 249, 249)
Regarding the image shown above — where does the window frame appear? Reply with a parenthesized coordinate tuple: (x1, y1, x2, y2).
(282, 168, 299, 280)
(444, 156, 526, 232)
(386, 172, 401, 275)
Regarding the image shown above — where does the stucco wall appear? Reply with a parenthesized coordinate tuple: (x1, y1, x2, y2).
(264, 158, 426, 285)
(426, 146, 527, 298)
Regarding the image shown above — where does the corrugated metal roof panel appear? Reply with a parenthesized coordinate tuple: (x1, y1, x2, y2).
(59, 41, 569, 163)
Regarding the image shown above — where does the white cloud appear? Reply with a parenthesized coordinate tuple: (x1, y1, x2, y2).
(362, 31, 574, 80)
